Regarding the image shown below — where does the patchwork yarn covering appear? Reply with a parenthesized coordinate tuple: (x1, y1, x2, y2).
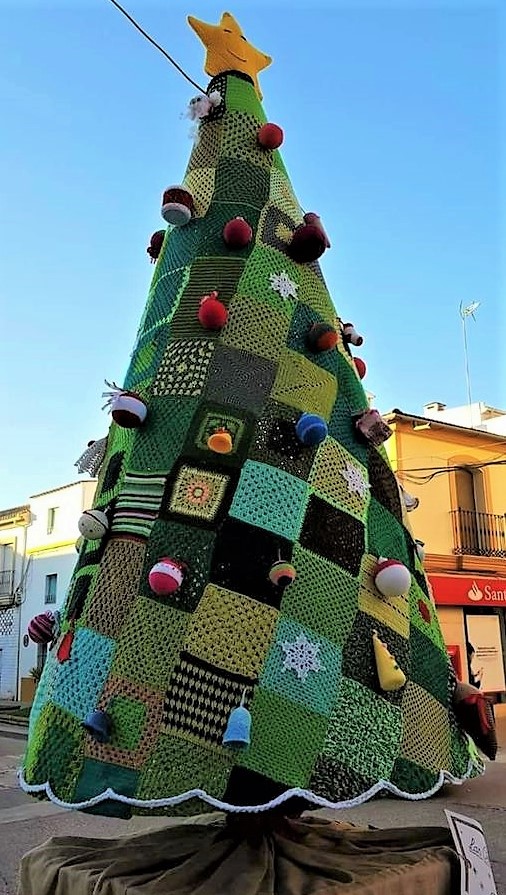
(21, 71, 480, 818)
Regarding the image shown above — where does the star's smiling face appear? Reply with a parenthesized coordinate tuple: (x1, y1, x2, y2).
(188, 12, 272, 98)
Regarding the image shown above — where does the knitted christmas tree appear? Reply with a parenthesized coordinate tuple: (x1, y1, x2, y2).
(21, 12, 485, 820)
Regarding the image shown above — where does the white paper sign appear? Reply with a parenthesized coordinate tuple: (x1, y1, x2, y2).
(445, 810, 497, 895)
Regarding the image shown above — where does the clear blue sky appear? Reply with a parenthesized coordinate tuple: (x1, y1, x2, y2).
(1, 0, 504, 508)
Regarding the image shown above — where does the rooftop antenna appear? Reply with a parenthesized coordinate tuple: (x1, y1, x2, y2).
(459, 301, 481, 427)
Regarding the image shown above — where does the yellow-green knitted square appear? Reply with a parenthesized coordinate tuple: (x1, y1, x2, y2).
(184, 583, 278, 679)
(221, 293, 291, 361)
(358, 553, 410, 639)
(184, 166, 216, 217)
(23, 703, 84, 802)
(269, 167, 302, 224)
(272, 349, 337, 420)
(108, 696, 147, 751)
(309, 438, 370, 521)
(400, 682, 451, 770)
(111, 598, 189, 690)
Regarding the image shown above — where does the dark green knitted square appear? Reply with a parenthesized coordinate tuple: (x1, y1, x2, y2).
(328, 390, 369, 465)
(410, 626, 450, 708)
(129, 396, 198, 474)
(123, 327, 171, 392)
(73, 759, 139, 819)
(169, 256, 244, 340)
(139, 518, 215, 612)
(310, 754, 376, 802)
(342, 610, 410, 708)
(214, 157, 270, 208)
(286, 303, 339, 379)
(139, 266, 188, 338)
(182, 401, 255, 469)
(321, 677, 402, 781)
(238, 689, 327, 787)
(155, 222, 201, 281)
(336, 350, 369, 415)
(366, 497, 412, 568)
(198, 201, 262, 259)
(390, 756, 439, 796)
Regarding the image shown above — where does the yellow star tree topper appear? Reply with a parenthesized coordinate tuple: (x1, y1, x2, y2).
(188, 12, 272, 98)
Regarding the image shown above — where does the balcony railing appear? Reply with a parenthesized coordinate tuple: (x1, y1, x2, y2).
(0, 569, 14, 597)
(451, 509, 506, 558)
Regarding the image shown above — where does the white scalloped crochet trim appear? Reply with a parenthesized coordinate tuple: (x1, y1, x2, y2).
(18, 758, 481, 814)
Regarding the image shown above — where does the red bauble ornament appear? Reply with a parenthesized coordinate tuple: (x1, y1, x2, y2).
(198, 291, 228, 330)
(257, 123, 284, 150)
(223, 217, 253, 249)
(288, 213, 331, 264)
(149, 558, 186, 596)
(147, 230, 165, 263)
(354, 356, 367, 379)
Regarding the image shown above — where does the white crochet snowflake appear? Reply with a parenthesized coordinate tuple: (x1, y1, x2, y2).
(340, 460, 370, 499)
(281, 633, 322, 682)
(269, 271, 299, 300)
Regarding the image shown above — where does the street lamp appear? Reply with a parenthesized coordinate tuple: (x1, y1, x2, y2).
(459, 301, 480, 426)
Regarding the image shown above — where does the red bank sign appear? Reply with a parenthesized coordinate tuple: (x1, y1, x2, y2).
(429, 575, 506, 607)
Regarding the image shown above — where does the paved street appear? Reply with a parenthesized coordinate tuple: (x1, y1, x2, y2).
(0, 728, 504, 895)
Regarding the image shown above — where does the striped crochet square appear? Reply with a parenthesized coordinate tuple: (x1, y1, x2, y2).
(229, 460, 309, 541)
(111, 471, 166, 539)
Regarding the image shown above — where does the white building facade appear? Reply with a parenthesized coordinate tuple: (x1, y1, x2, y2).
(0, 506, 31, 699)
(0, 480, 97, 701)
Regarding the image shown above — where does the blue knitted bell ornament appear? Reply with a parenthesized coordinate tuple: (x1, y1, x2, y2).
(222, 690, 251, 749)
(83, 709, 112, 744)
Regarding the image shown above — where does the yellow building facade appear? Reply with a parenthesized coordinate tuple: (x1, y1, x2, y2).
(384, 410, 506, 707)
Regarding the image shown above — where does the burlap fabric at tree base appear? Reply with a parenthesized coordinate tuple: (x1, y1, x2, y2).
(17, 814, 460, 895)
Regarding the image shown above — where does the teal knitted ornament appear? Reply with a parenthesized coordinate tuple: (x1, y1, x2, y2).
(222, 690, 251, 749)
